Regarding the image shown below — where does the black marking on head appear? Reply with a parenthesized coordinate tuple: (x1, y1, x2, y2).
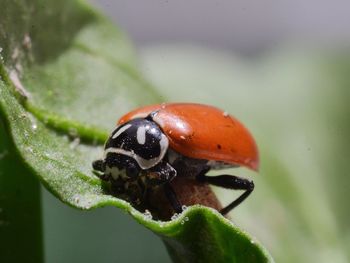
(104, 118, 169, 169)
(217, 144, 222, 150)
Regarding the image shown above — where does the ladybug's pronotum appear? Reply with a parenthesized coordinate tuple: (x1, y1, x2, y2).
(93, 103, 259, 215)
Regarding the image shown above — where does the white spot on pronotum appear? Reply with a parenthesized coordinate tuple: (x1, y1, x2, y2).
(9, 70, 31, 99)
(112, 124, 132, 139)
(136, 126, 146, 144)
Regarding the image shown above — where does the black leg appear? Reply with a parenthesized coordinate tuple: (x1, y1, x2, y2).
(148, 161, 182, 214)
(163, 183, 183, 213)
(196, 174, 254, 215)
(147, 161, 177, 186)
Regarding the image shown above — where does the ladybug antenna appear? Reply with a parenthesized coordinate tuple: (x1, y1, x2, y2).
(145, 110, 159, 121)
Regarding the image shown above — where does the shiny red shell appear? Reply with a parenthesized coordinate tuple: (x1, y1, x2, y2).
(118, 103, 259, 171)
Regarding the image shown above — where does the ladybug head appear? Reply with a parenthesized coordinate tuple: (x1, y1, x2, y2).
(94, 118, 169, 182)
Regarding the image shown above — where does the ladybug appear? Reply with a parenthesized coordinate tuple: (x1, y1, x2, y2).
(93, 103, 259, 215)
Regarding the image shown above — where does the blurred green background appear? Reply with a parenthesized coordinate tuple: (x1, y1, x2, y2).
(38, 1, 350, 262)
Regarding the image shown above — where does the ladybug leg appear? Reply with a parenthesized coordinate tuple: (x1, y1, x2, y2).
(163, 182, 183, 214)
(196, 174, 254, 215)
(147, 161, 183, 213)
(147, 161, 177, 185)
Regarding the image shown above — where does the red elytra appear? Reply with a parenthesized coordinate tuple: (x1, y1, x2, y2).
(118, 103, 259, 171)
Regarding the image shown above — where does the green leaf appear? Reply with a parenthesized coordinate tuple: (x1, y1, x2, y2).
(0, 0, 272, 262)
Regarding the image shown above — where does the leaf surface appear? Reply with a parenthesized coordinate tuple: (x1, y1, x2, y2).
(0, 1, 273, 262)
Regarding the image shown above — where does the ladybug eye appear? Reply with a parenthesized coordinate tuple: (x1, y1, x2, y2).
(126, 164, 139, 179)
